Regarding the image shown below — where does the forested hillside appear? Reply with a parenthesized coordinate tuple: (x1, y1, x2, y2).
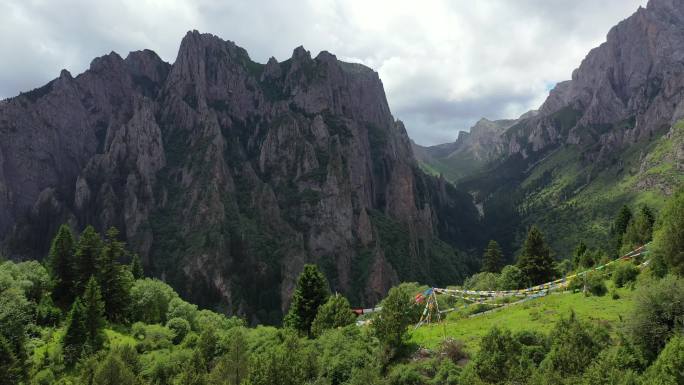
(417, 0, 684, 258)
(0, 183, 682, 385)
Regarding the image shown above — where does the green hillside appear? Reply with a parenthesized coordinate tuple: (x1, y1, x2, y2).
(412, 281, 636, 350)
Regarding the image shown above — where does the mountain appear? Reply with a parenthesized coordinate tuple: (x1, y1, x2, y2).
(413, 114, 533, 182)
(419, 0, 684, 257)
(0, 31, 484, 323)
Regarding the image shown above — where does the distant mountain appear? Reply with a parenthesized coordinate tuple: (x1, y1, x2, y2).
(419, 0, 684, 256)
(413, 114, 532, 182)
(0, 31, 484, 323)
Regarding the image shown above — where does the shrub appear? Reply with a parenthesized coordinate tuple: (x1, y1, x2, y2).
(129, 279, 178, 324)
(497, 265, 526, 290)
(166, 297, 198, 330)
(463, 272, 500, 291)
(387, 363, 427, 385)
(613, 262, 639, 288)
(166, 317, 191, 344)
(131, 322, 174, 352)
(540, 312, 610, 377)
(628, 275, 684, 361)
(439, 338, 468, 364)
(643, 334, 684, 385)
(311, 294, 356, 337)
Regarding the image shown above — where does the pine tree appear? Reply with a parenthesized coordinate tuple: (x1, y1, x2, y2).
(572, 241, 588, 269)
(517, 226, 556, 285)
(611, 205, 633, 255)
(49, 224, 76, 307)
(209, 328, 250, 385)
(284, 264, 330, 336)
(82, 276, 105, 353)
(63, 297, 88, 365)
(652, 189, 684, 274)
(130, 253, 144, 279)
(622, 205, 656, 252)
(0, 334, 23, 385)
(481, 240, 504, 273)
(75, 225, 102, 293)
(97, 227, 132, 322)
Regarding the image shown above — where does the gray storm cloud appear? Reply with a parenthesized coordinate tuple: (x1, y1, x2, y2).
(0, 0, 647, 145)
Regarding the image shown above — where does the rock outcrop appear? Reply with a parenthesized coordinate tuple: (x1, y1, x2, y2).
(0, 31, 482, 323)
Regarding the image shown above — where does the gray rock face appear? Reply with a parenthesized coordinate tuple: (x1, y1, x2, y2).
(0, 30, 482, 322)
(502, 0, 684, 158)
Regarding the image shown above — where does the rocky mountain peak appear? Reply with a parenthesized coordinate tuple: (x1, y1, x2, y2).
(0, 31, 482, 322)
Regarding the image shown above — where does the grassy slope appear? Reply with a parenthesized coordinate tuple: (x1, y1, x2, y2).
(411, 281, 635, 351)
(519, 121, 684, 255)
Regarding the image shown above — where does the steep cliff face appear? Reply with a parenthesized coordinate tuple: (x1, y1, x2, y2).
(442, 0, 684, 256)
(0, 31, 482, 323)
(501, 0, 684, 160)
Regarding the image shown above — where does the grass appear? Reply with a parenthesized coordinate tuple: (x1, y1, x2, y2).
(410, 281, 635, 352)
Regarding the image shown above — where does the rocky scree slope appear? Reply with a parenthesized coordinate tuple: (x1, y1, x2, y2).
(0, 31, 482, 323)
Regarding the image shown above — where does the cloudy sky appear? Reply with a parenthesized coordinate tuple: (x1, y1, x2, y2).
(1, 0, 647, 145)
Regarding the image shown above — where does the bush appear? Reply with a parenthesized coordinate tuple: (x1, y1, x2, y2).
(166, 297, 198, 330)
(569, 271, 607, 296)
(129, 279, 178, 324)
(497, 265, 526, 290)
(613, 262, 639, 288)
(387, 363, 427, 385)
(628, 275, 684, 361)
(643, 334, 684, 385)
(463, 272, 500, 291)
(166, 317, 191, 344)
(131, 322, 174, 352)
(539, 312, 610, 377)
(311, 294, 356, 337)
(439, 338, 468, 364)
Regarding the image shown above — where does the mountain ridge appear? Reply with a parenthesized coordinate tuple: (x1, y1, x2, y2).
(0, 30, 483, 323)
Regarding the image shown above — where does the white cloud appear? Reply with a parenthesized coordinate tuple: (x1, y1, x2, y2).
(0, 0, 647, 144)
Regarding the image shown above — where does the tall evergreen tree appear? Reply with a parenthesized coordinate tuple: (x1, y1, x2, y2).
(572, 241, 587, 269)
(49, 224, 76, 307)
(130, 253, 144, 279)
(622, 204, 656, 253)
(97, 227, 132, 322)
(63, 297, 88, 365)
(82, 276, 105, 353)
(652, 189, 684, 275)
(481, 240, 504, 273)
(611, 205, 633, 255)
(517, 226, 556, 285)
(75, 226, 102, 293)
(284, 264, 330, 336)
(0, 335, 22, 385)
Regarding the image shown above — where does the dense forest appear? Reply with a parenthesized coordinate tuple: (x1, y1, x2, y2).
(1, 187, 682, 384)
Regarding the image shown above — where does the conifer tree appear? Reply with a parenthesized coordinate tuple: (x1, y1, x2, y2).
(97, 227, 132, 322)
(517, 226, 556, 285)
(63, 297, 88, 365)
(0, 334, 22, 385)
(622, 205, 656, 252)
(652, 189, 684, 274)
(481, 240, 504, 273)
(284, 264, 330, 336)
(130, 253, 144, 279)
(611, 205, 633, 255)
(75, 225, 102, 293)
(82, 276, 105, 352)
(49, 224, 76, 307)
(572, 241, 587, 269)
